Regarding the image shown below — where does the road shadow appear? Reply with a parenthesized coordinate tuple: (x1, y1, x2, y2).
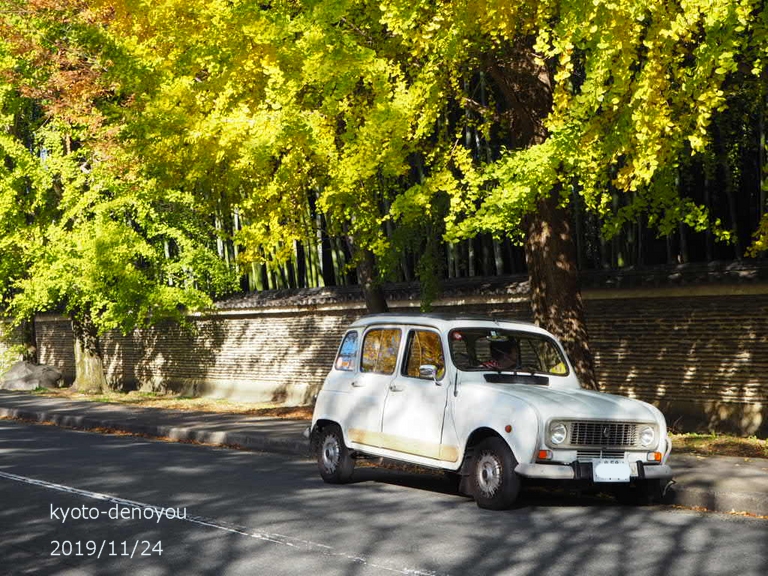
(3, 421, 766, 576)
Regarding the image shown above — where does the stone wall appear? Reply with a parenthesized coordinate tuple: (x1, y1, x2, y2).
(34, 262, 768, 435)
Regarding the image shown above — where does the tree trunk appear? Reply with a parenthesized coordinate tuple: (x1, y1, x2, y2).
(71, 313, 108, 394)
(21, 317, 37, 364)
(524, 191, 599, 390)
(296, 241, 306, 288)
(486, 40, 598, 389)
(356, 248, 389, 314)
(344, 229, 389, 313)
(320, 227, 336, 286)
(759, 71, 766, 224)
(703, 160, 714, 261)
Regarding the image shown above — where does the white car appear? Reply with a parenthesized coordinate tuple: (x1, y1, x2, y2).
(310, 313, 673, 509)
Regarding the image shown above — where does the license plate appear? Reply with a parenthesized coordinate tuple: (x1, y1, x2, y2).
(593, 459, 631, 483)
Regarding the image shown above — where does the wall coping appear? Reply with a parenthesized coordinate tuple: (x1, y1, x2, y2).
(33, 261, 768, 322)
(213, 260, 768, 313)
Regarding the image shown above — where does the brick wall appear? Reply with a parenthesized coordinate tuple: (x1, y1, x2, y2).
(587, 293, 768, 436)
(34, 268, 768, 435)
(37, 309, 362, 405)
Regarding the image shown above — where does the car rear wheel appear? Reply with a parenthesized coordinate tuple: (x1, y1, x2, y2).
(470, 437, 520, 510)
(315, 424, 354, 484)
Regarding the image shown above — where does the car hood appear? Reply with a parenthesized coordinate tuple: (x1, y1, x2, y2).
(469, 381, 657, 422)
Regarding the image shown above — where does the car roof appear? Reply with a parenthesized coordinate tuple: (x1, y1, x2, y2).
(348, 312, 551, 336)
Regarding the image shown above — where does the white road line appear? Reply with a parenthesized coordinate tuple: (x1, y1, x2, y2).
(0, 470, 446, 576)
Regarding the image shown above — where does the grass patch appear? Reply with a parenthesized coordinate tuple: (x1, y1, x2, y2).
(669, 432, 768, 459)
(27, 389, 767, 458)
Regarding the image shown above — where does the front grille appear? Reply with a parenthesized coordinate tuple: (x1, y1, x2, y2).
(570, 421, 638, 447)
(577, 449, 625, 462)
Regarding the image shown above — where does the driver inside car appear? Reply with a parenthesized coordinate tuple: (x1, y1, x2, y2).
(483, 339, 519, 371)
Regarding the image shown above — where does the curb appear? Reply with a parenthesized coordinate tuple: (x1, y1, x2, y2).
(1, 406, 766, 517)
(668, 485, 768, 517)
(0, 406, 310, 457)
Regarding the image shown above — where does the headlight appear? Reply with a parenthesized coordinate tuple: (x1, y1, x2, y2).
(550, 423, 567, 445)
(639, 426, 655, 447)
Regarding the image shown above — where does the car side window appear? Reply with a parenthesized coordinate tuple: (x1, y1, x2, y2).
(334, 331, 359, 371)
(361, 328, 401, 375)
(404, 330, 446, 380)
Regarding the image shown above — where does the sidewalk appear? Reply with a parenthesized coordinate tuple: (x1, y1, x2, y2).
(1, 390, 767, 517)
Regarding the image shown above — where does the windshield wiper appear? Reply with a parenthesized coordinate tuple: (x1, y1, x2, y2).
(483, 372, 550, 386)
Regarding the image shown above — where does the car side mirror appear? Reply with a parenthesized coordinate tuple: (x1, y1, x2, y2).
(419, 364, 440, 385)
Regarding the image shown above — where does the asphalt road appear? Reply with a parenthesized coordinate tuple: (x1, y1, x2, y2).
(0, 420, 766, 576)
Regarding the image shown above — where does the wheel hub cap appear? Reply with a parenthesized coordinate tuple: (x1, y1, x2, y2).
(322, 436, 340, 471)
(476, 452, 502, 496)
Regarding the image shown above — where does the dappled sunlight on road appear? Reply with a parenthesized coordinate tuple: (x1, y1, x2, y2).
(1, 420, 766, 575)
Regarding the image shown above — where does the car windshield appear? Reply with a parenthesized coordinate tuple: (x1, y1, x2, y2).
(448, 328, 568, 376)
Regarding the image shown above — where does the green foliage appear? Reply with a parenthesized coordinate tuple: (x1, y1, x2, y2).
(0, 15, 238, 336)
(70, 0, 447, 280)
(10, 171, 237, 333)
(3, 0, 767, 335)
(748, 214, 768, 256)
(374, 0, 768, 247)
(0, 322, 24, 375)
(122, 0, 760, 264)
(0, 76, 56, 311)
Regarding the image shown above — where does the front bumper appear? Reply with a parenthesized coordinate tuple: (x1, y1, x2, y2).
(516, 461, 673, 482)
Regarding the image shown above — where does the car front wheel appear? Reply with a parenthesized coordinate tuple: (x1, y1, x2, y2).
(470, 437, 520, 510)
(315, 424, 354, 484)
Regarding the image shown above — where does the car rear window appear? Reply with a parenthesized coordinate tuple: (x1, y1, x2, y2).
(334, 331, 359, 371)
(361, 328, 401, 375)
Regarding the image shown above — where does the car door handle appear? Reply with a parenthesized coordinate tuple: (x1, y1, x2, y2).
(389, 383, 404, 392)
(350, 381, 364, 387)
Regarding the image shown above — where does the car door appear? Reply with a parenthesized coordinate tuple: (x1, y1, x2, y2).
(380, 328, 454, 461)
(344, 326, 403, 449)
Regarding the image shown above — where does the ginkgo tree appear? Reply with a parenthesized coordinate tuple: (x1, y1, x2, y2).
(0, 7, 238, 392)
(0, 71, 54, 363)
(93, 0, 443, 311)
(211, 0, 765, 388)
(369, 0, 768, 388)
(3, 0, 766, 393)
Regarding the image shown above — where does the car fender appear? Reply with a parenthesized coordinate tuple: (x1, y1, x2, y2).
(636, 399, 672, 462)
(311, 386, 349, 439)
(452, 386, 542, 466)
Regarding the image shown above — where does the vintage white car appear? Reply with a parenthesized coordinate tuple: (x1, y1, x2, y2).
(310, 313, 673, 509)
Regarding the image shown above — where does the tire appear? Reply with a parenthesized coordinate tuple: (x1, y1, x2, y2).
(615, 479, 664, 506)
(470, 437, 521, 510)
(315, 424, 354, 484)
